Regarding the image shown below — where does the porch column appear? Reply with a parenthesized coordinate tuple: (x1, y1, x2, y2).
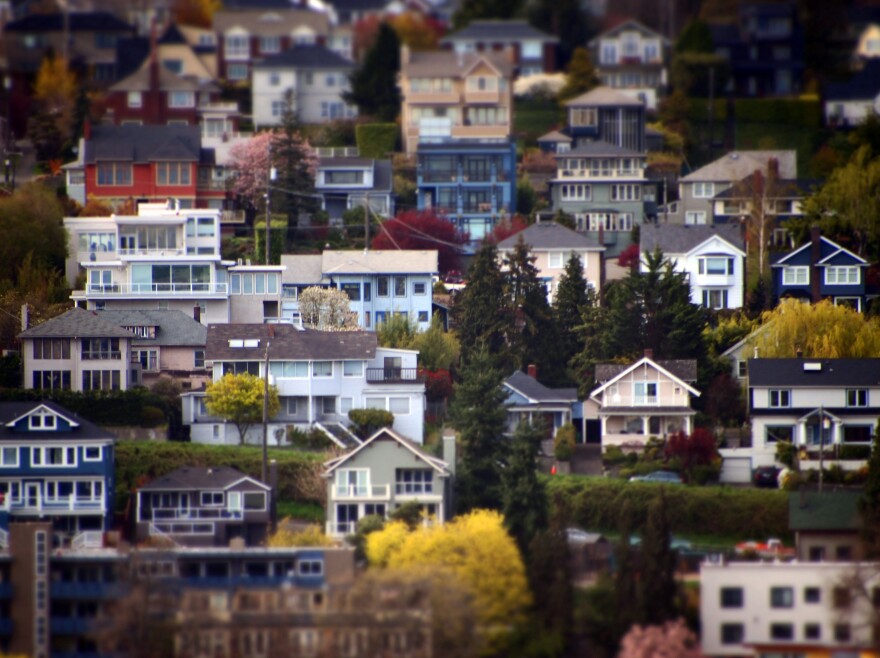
(831, 420, 841, 446)
(642, 416, 650, 436)
(600, 416, 607, 439)
(797, 420, 807, 448)
(684, 416, 692, 434)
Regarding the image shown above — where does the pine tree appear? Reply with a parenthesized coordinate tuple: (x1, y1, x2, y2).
(527, 524, 574, 653)
(553, 253, 590, 368)
(613, 502, 638, 640)
(273, 89, 317, 237)
(502, 420, 547, 555)
(344, 23, 401, 122)
(569, 285, 603, 395)
(639, 491, 679, 625)
(449, 348, 508, 513)
(557, 47, 598, 103)
(527, 0, 593, 66)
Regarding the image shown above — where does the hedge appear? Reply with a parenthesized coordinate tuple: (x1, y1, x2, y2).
(355, 123, 398, 159)
(547, 476, 790, 541)
(115, 442, 328, 513)
(686, 98, 821, 129)
(0, 387, 172, 426)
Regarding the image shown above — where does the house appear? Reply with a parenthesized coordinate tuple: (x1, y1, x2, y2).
(399, 45, 514, 155)
(135, 465, 272, 547)
(280, 250, 438, 331)
(496, 221, 605, 299)
(667, 150, 797, 226)
(640, 224, 746, 310)
(315, 156, 394, 221)
(824, 59, 880, 128)
(503, 368, 579, 439)
(587, 351, 700, 450)
(183, 323, 426, 444)
(558, 86, 647, 152)
(439, 19, 559, 77)
(771, 228, 871, 312)
(323, 427, 453, 537)
(747, 357, 880, 470)
(19, 307, 138, 392)
(709, 2, 805, 97)
(416, 138, 517, 240)
(251, 44, 357, 127)
(0, 401, 115, 536)
(789, 491, 865, 563)
(588, 19, 671, 110)
(64, 204, 284, 325)
(700, 560, 876, 656)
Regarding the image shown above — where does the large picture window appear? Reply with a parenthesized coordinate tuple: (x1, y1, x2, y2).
(96, 162, 132, 186)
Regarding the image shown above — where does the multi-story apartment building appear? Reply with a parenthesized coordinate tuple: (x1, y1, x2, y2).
(399, 45, 514, 155)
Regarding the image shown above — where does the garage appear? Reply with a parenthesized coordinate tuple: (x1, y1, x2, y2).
(719, 455, 752, 484)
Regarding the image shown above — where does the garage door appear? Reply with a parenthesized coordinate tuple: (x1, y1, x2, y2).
(720, 456, 752, 484)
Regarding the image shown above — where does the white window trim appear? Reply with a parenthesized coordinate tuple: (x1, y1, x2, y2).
(201, 491, 224, 507)
(769, 389, 791, 408)
(782, 267, 808, 285)
(0, 447, 19, 468)
(83, 446, 103, 462)
(342, 361, 363, 378)
(824, 266, 860, 285)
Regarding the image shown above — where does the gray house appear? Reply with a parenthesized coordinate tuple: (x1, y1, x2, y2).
(323, 428, 454, 537)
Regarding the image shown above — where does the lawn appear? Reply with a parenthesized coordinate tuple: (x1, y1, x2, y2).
(513, 98, 565, 150)
(276, 500, 325, 523)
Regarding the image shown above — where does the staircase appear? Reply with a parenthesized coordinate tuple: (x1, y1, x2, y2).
(315, 422, 362, 450)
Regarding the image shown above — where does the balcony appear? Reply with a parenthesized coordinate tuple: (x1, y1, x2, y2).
(7, 497, 104, 514)
(332, 484, 391, 500)
(83, 282, 228, 297)
(118, 247, 186, 257)
(633, 395, 659, 406)
(51, 581, 124, 600)
(81, 351, 121, 360)
(196, 180, 228, 191)
(144, 507, 244, 521)
(365, 368, 424, 384)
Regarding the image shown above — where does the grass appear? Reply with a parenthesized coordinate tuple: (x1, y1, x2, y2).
(276, 500, 325, 523)
(513, 98, 565, 149)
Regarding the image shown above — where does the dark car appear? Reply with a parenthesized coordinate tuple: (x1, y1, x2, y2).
(754, 466, 780, 488)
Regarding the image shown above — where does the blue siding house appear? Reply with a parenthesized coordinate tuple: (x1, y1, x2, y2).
(0, 401, 115, 538)
(416, 138, 517, 242)
(771, 229, 871, 312)
(503, 369, 579, 439)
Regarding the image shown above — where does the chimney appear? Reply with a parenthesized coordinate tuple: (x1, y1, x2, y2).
(768, 157, 779, 182)
(527, 364, 537, 379)
(442, 429, 456, 477)
(810, 225, 822, 303)
(83, 119, 91, 140)
(20, 304, 28, 332)
(644, 348, 654, 360)
(193, 304, 201, 323)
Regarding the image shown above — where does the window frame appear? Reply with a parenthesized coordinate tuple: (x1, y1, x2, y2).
(768, 389, 791, 408)
(782, 266, 809, 285)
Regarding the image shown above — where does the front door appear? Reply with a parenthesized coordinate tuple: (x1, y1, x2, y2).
(335, 504, 358, 534)
(24, 482, 40, 509)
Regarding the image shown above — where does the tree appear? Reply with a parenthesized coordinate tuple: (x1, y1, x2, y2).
(501, 420, 547, 555)
(376, 312, 417, 348)
(614, 503, 639, 642)
(525, 517, 574, 655)
(0, 183, 68, 284)
(273, 89, 318, 234)
(344, 23, 401, 122)
(412, 314, 460, 371)
(528, 0, 593, 67)
(553, 253, 590, 367)
(485, 215, 529, 244)
(731, 168, 794, 281)
(617, 619, 706, 658)
(557, 47, 598, 103)
(298, 286, 360, 331)
(747, 299, 880, 358)
(205, 373, 280, 445)
(568, 286, 603, 394)
(449, 349, 508, 513)
(664, 428, 720, 481)
(389, 12, 445, 50)
(370, 210, 468, 274)
(452, 0, 525, 29)
(267, 524, 335, 547)
(639, 491, 679, 626)
(30, 54, 77, 162)
(366, 509, 532, 649)
(675, 19, 714, 54)
(171, 0, 220, 27)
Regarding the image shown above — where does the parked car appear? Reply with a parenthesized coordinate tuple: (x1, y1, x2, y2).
(753, 466, 781, 488)
(629, 470, 683, 484)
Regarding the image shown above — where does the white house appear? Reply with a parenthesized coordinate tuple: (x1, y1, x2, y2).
(824, 59, 880, 127)
(183, 323, 426, 445)
(640, 224, 746, 310)
(315, 156, 394, 221)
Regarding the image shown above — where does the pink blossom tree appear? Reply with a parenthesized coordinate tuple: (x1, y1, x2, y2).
(617, 619, 706, 658)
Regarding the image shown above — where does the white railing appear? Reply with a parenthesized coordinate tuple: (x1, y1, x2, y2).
(85, 282, 228, 296)
(316, 147, 360, 158)
(118, 247, 185, 257)
(150, 521, 214, 537)
(332, 484, 390, 499)
(148, 507, 243, 521)
(326, 521, 357, 536)
(633, 396, 659, 406)
(71, 531, 104, 550)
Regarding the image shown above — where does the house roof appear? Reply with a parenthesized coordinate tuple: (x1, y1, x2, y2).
(772, 235, 868, 267)
(564, 86, 645, 107)
(496, 221, 604, 251)
(19, 307, 137, 340)
(589, 18, 670, 44)
(84, 125, 202, 163)
(317, 159, 393, 193)
(280, 254, 325, 285)
(537, 130, 572, 144)
(321, 250, 440, 276)
(213, 7, 330, 36)
(441, 19, 558, 43)
(323, 427, 450, 475)
(504, 370, 577, 403)
(94, 310, 207, 347)
(712, 175, 817, 199)
(826, 61, 880, 101)
(558, 140, 644, 158)
(0, 401, 115, 442)
(591, 357, 701, 400)
(788, 491, 862, 531)
(748, 359, 880, 388)
(253, 44, 355, 69)
(206, 324, 377, 361)
(138, 465, 270, 491)
(110, 59, 220, 93)
(158, 23, 188, 45)
(681, 150, 797, 182)
(5, 11, 133, 32)
(640, 223, 745, 255)
(594, 359, 698, 384)
(402, 49, 513, 78)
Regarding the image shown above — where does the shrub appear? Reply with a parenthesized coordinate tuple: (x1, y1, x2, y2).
(355, 123, 397, 159)
(775, 441, 796, 468)
(839, 445, 871, 460)
(268, 523, 335, 547)
(554, 424, 577, 461)
(139, 406, 166, 428)
(348, 408, 394, 439)
(287, 426, 335, 451)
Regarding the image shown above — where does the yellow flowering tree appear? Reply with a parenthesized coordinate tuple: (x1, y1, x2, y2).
(267, 523, 335, 547)
(205, 373, 280, 445)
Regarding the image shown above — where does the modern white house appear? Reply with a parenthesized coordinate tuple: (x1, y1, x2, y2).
(640, 224, 746, 310)
(182, 323, 426, 445)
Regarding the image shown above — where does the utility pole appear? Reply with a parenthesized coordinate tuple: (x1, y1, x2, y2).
(364, 192, 369, 250)
(261, 329, 272, 484)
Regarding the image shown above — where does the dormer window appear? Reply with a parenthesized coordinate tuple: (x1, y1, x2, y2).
(29, 411, 56, 430)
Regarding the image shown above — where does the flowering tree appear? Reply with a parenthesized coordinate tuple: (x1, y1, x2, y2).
(370, 210, 467, 274)
(205, 373, 280, 445)
(617, 619, 706, 658)
(485, 215, 529, 244)
(298, 286, 359, 331)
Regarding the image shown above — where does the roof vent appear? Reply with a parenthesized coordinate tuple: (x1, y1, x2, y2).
(803, 362, 822, 372)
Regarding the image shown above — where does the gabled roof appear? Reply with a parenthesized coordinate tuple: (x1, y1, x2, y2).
(590, 18, 670, 44)
(206, 324, 377, 361)
(504, 370, 577, 404)
(321, 250, 439, 276)
(441, 19, 558, 43)
(323, 427, 450, 475)
(280, 254, 324, 285)
(788, 491, 862, 532)
(564, 86, 645, 108)
(591, 357, 701, 399)
(772, 235, 868, 267)
(748, 359, 880, 388)
(5, 11, 133, 32)
(537, 130, 572, 144)
(84, 125, 202, 164)
(138, 465, 270, 491)
(496, 222, 604, 251)
(253, 44, 355, 69)
(158, 23, 188, 45)
(640, 223, 745, 256)
(110, 59, 220, 93)
(213, 7, 331, 35)
(712, 175, 817, 199)
(94, 310, 207, 347)
(19, 307, 137, 340)
(402, 49, 513, 78)
(681, 150, 797, 182)
(0, 401, 115, 442)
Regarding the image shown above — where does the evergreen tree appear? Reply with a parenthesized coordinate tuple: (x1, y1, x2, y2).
(527, 0, 593, 66)
(452, 241, 512, 368)
(274, 89, 317, 238)
(568, 285, 603, 395)
(526, 524, 574, 654)
(613, 502, 638, 640)
(452, 0, 525, 29)
(553, 253, 590, 368)
(675, 19, 715, 53)
(449, 348, 508, 513)
(639, 491, 679, 625)
(858, 423, 880, 558)
(344, 23, 401, 121)
(557, 47, 599, 103)
(502, 420, 547, 556)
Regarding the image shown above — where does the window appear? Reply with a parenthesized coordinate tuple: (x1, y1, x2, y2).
(286, 398, 297, 415)
(685, 211, 706, 225)
(834, 623, 852, 642)
(804, 586, 821, 603)
(32, 446, 77, 467)
(389, 397, 410, 414)
(561, 184, 590, 200)
(33, 338, 70, 360)
(343, 361, 363, 377)
(96, 162, 132, 186)
(769, 390, 791, 408)
(808, 546, 825, 561)
(570, 108, 597, 126)
(770, 587, 794, 608)
(720, 624, 744, 645)
(418, 311, 428, 323)
(825, 266, 860, 285)
(847, 389, 868, 407)
(298, 560, 323, 575)
(548, 252, 564, 268)
(837, 545, 853, 560)
(201, 492, 223, 506)
(244, 492, 266, 510)
(633, 381, 657, 404)
(340, 283, 361, 301)
(321, 397, 336, 414)
(804, 623, 821, 640)
(702, 289, 729, 309)
(312, 362, 332, 377)
(132, 349, 158, 372)
(260, 36, 280, 54)
(82, 338, 120, 360)
(720, 587, 743, 608)
(270, 362, 309, 378)
(393, 277, 406, 297)
(413, 282, 427, 295)
(699, 257, 734, 275)
(770, 623, 793, 640)
(227, 63, 248, 80)
(32, 371, 71, 391)
(157, 162, 191, 186)
(84, 446, 102, 461)
(693, 182, 715, 198)
(833, 586, 852, 609)
(82, 370, 121, 391)
(271, 100, 284, 117)
(377, 276, 389, 297)
(194, 350, 205, 368)
(127, 91, 142, 108)
(0, 447, 18, 467)
(611, 184, 641, 201)
(737, 360, 747, 378)
(396, 469, 433, 495)
(225, 34, 249, 58)
(782, 267, 808, 285)
(169, 91, 195, 108)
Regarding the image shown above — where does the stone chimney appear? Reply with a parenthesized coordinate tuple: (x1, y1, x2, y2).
(527, 364, 537, 379)
(644, 348, 654, 360)
(810, 225, 822, 303)
(767, 157, 779, 182)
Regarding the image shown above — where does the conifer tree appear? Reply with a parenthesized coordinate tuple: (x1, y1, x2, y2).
(557, 47, 598, 102)
(344, 23, 401, 121)
(614, 502, 638, 638)
(274, 89, 317, 235)
(639, 491, 679, 625)
(553, 253, 590, 367)
(502, 420, 547, 555)
(452, 0, 525, 29)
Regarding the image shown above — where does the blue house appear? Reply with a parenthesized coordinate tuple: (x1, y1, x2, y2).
(771, 229, 871, 312)
(416, 138, 517, 242)
(0, 401, 115, 538)
(503, 369, 579, 440)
